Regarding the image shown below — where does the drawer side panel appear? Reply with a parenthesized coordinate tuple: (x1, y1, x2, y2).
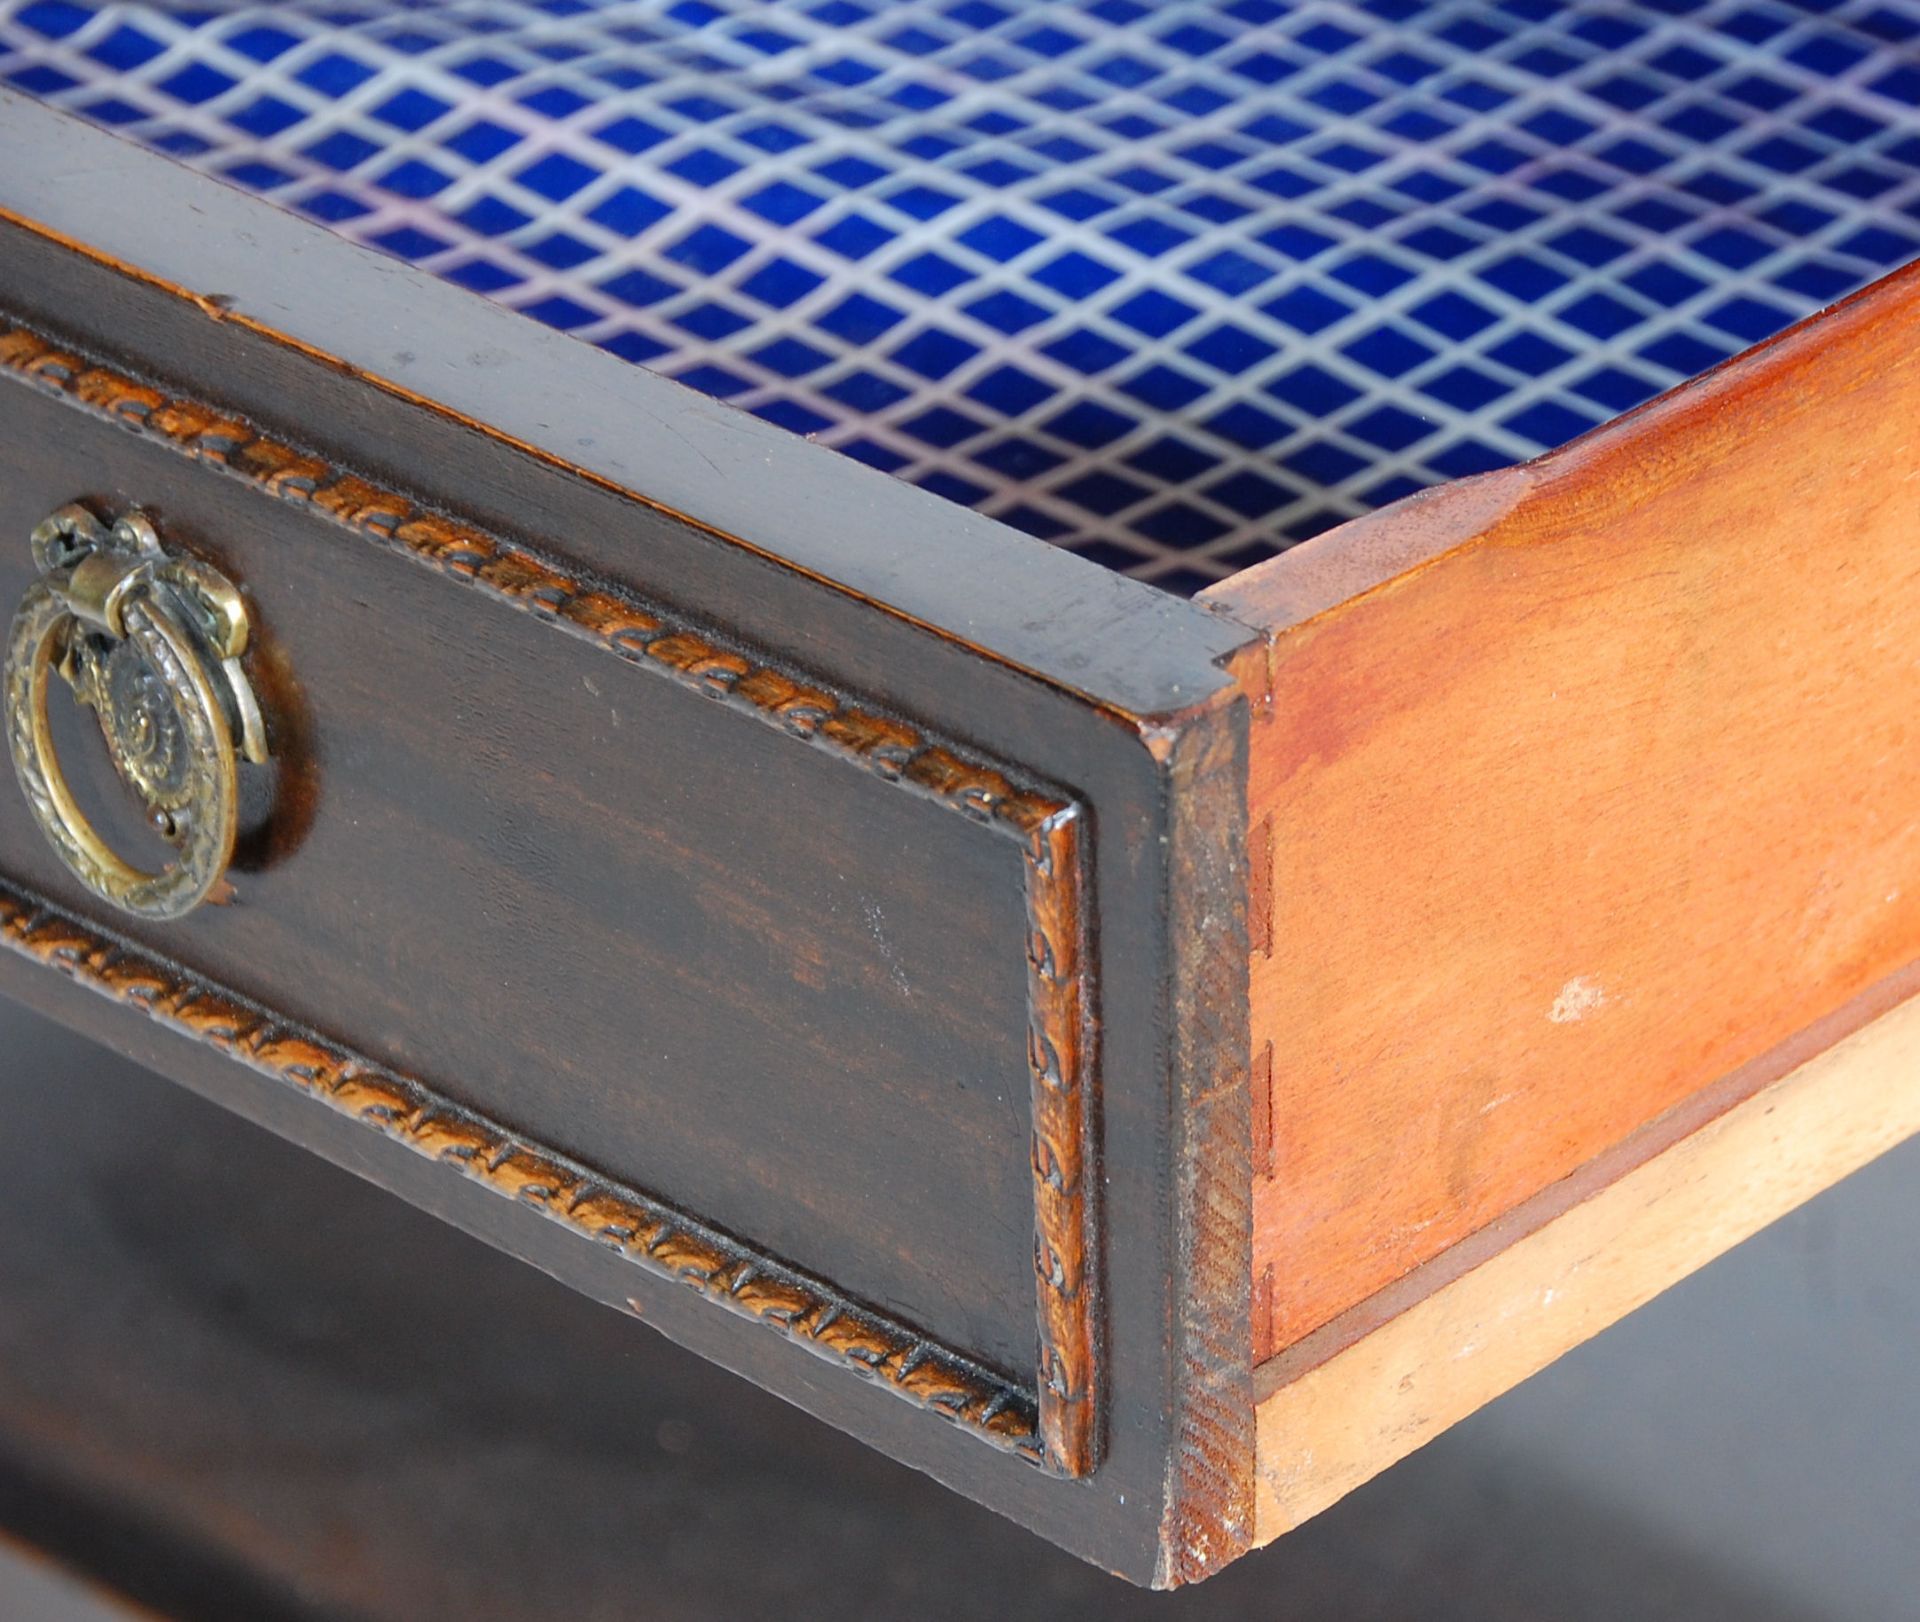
(1207, 260, 1920, 1359)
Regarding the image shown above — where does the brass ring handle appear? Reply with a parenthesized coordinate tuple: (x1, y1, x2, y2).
(5, 505, 268, 921)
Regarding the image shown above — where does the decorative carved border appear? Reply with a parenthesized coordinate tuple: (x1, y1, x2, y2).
(0, 880, 1045, 1456)
(0, 321, 1100, 1476)
(1024, 806, 1094, 1472)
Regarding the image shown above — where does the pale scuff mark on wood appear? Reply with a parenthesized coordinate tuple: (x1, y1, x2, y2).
(1548, 977, 1608, 1024)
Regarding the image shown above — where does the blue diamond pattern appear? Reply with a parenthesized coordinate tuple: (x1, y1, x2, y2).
(3, 0, 1919, 589)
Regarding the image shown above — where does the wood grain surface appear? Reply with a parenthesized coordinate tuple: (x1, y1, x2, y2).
(1206, 259, 1920, 1358)
(1253, 970, 1920, 1539)
(0, 354, 1054, 1387)
(14, 991, 1906, 1622)
(0, 93, 1256, 1581)
(0, 313, 1113, 1480)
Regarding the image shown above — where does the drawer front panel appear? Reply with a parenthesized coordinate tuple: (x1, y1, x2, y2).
(0, 103, 1259, 1580)
(0, 324, 1090, 1468)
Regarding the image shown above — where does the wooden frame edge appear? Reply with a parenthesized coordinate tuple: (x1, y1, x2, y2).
(1204, 254, 1920, 642)
(1154, 694, 1257, 1585)
(0, 90, 1252, 728)
(1252, 967, 1920, 1540)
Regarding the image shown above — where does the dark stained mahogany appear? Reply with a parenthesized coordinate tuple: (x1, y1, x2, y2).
(0, 89, 1257, 1583)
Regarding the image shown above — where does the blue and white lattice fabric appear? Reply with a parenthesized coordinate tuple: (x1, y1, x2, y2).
(4, 0, 1918, 590)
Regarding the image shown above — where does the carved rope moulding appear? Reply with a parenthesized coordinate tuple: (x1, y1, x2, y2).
(0, 318, 1100, 1477)
(0, 880, 1045, 1456)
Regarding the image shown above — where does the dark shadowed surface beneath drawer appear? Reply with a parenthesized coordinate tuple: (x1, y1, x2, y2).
(1, 994, 1916, 1621)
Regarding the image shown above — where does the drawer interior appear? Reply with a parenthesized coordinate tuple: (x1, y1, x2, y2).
(3, 0, 1915, 595)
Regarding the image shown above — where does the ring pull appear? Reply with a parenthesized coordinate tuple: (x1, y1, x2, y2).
(5, 503, 269, 921)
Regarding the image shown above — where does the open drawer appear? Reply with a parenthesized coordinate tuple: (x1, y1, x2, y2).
(0, 0, 1917, 1586)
